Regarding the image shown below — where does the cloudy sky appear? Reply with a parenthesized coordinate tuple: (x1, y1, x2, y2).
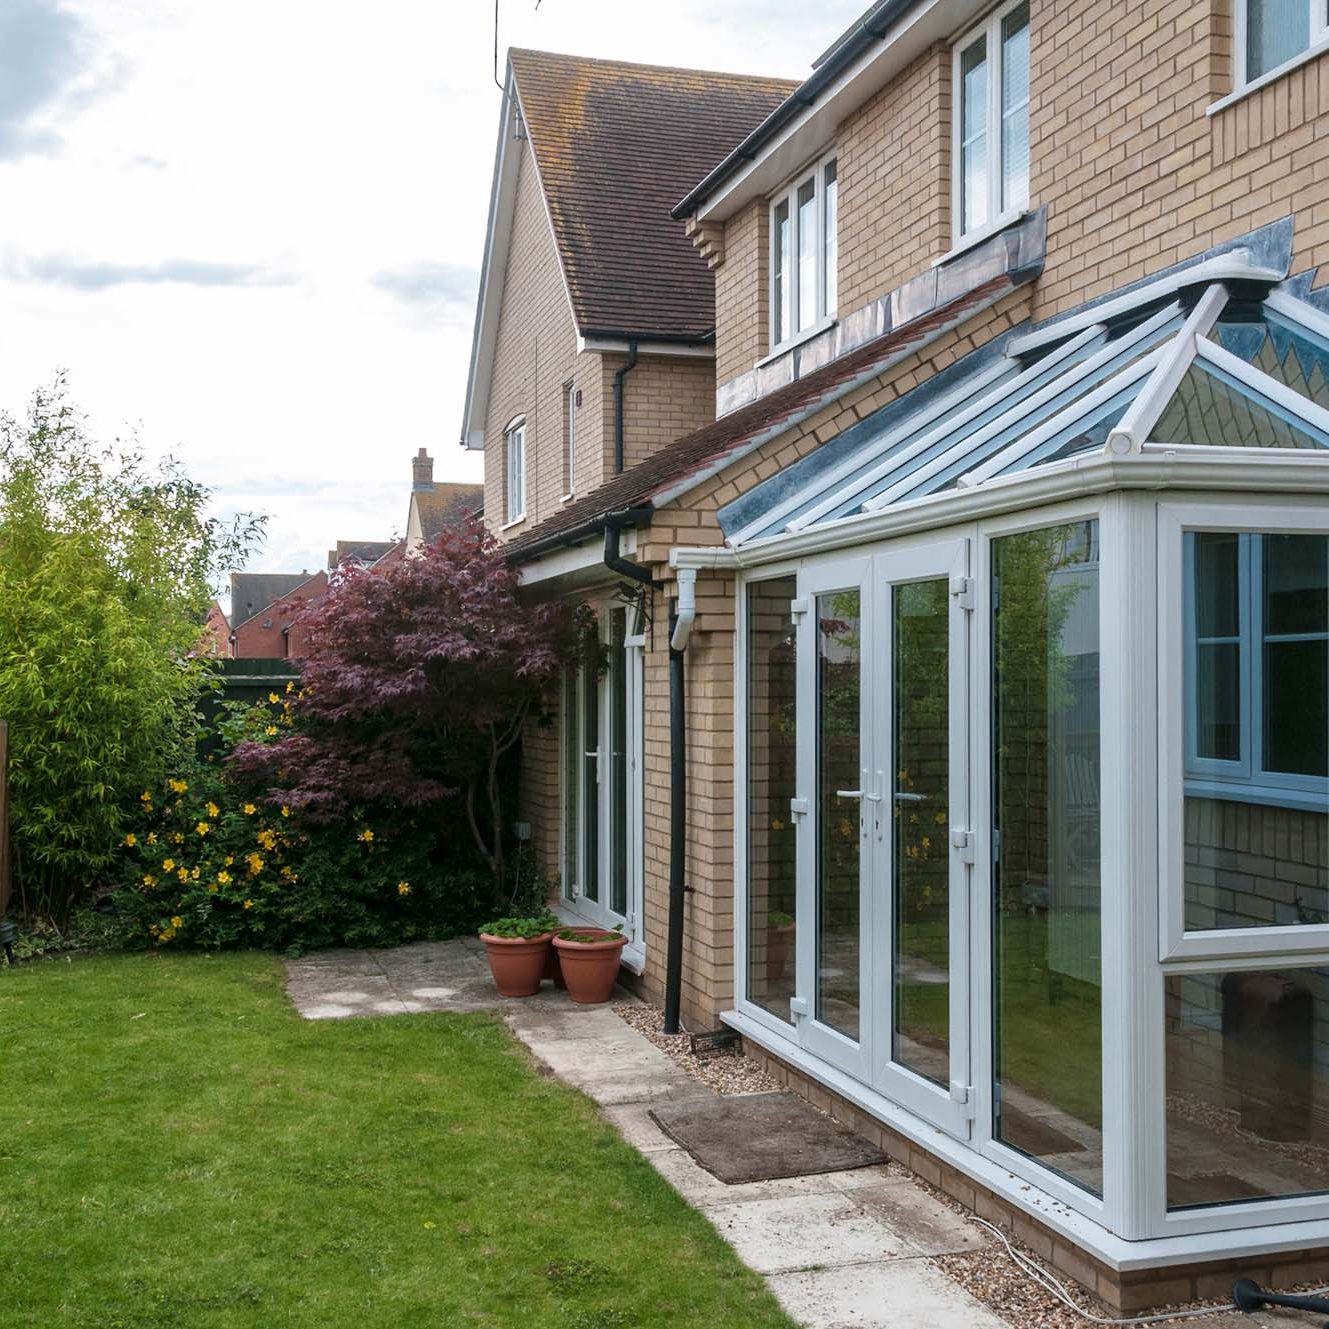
(0, 0, 864, 593)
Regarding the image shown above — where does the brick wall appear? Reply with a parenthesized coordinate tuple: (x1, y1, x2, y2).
(714, 199, 769, 385)
(594, 352, 716, 476)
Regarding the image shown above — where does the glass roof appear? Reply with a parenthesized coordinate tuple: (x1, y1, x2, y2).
(722, 282, 1329, 548)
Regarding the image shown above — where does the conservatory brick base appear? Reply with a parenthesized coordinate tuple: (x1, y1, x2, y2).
(738, 1037, 1329, 1315)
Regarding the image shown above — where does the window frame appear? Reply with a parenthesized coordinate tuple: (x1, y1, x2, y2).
(1159, 499, 1329, 963)
(563, 381, 577, 502)
(950, 0, 1031, 244)
(503, 415, 526, 525)
(1235, 0, 1329, 92)
(767, 149, 838, 356)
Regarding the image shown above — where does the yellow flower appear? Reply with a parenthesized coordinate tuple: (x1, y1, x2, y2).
(123, 832, 137, 847)
(243, 803, 257, 816)
(170, 916, 183, 929)
(280, 865, 295, 880)
(162, 858, 175, 872)
(243, 899, 254, 910)
(280, 805, 291, 818)
(191, 866, 200, 880)
(207, 882, 219, 894)
(286, 681, 295, 693)
(168, 779, 188, 794)
(160, 927, 176, 943)
(146, 832, 157, 845)
(176, 867, 188, 883)
(268, 692, 281, 704)
(171, 832, 184, 845)
(397, 881, 411, 896)
(224, 855, 234, 866)
(358, 828, 374, 843)
(206, 802, 220, 818)
(256, 828, 278, 851)
(196, 821, 212, 836)
(246, 852, 265, 876)
(140, 791, 152, 803)
(265, 725, 278, 737)
(217, 870, 232, 886)
(142, 874, 156, 888)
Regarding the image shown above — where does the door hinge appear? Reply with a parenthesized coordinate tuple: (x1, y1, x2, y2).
(950, 1080, 974, 1116)
(789, 797, 809, 820)
(950, 828, 975, 865)
(789, 995, 809, 1021)
(789, 596, 810, 621)
(950, 574, 975, 612)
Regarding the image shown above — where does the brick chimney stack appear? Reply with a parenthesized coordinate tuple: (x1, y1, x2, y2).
(412, 447, 434, 492)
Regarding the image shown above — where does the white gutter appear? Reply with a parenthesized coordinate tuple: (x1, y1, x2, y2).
(669, 567, 697, 652)
(576, 336, 713, 359)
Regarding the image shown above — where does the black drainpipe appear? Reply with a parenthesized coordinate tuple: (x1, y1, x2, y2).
(602, 508, 654, 586)
(663, 604, 687, 1034)
(612, 340, 639, 475)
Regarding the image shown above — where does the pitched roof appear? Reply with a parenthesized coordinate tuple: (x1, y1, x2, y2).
(230, 573, 315, 628)
(327, 539, 397, 570)
(503, 270, 1024, 563)
(414, 483, 484, 542)
(509, 49, 796, 342)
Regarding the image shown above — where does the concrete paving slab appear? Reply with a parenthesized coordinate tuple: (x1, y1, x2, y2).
(600, 1104, 683, 1154)
(768, 1259, 1009, 1329)
(648, 1147, 860, 1207)
(843, 1182, 985, 1256)
(701, 1191, 919, 1275)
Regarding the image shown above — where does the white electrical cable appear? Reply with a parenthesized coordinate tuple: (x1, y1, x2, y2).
(970, 1217, 1329, 1327)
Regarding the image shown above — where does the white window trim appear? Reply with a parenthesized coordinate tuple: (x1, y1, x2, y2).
(563, 381, 577, 502)
(1228, 0, 1329, 101)
(768, 149, 838, 357)
(504, 416, 526, 525)
(950, 0, 1031, 244)
(1159, 498, 1329, 965)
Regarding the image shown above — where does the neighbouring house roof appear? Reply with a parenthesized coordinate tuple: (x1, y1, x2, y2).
(503, 266, 1029, 564)
(229, 573, 315, 629)
(461, 50, 796, 448)
(327, 540, 396, 570)
(412, 483, 484, 543)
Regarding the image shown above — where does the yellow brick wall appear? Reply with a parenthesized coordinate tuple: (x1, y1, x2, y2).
(714, 199, 770, 385)
(594, 353, 716, 476)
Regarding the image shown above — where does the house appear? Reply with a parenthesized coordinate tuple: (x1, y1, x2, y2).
(405, 448, 483, 551)
(228, 570, 328, 660)
(468, 8, 1329, 1311)
(327, 539, 398, 571)
(200, 601, 229, 656)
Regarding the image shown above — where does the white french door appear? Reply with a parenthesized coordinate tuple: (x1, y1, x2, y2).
(795, 536, 974, 1138)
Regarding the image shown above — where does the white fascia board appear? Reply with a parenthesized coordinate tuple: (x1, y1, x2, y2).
(516, 528, 637, 587)
(576, 335, 713, 359)
(1266, 285, 1329, 343)
(1008, 251, 1284, 359)
(460, 77, 523, 451)
(694, 0, 982, 224)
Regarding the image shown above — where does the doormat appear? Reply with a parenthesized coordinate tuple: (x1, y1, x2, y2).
(649, 1092, 887, 1184)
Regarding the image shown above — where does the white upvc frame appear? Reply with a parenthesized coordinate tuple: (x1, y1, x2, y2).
(504, 415, 526, 525)
(768, 149, 838, 356)
(1234, 0, 1329, 92)
(1159, 497, 1329, 965)
(950, 0, 1031, 243)
(563, 381, 577, 502)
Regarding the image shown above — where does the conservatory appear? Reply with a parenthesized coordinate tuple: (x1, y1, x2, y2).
(684, 254, 1329, 1271)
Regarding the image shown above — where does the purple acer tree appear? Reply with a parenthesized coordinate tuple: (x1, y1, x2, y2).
(229, 518, 590, 891)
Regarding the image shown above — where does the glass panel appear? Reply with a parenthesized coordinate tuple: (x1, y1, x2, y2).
(581, 650, 600, 903)
(565, 382, 577, 495)
(1152, 362, 1329, 449)
(1000, 3, 1030, 213)
(823, 160, 838, 317)
(817, 589, 862, 1040)
(960, 36, 989, 235)
(610, 608, 628, 917)
(1246, 0, 1310, 80)
(797, 177, 817, 333)
(1214, 310, 1329, 413)
(562, 668, 579, 900)
(747, 578, 799, 1022)
(1166, 967, 1329, 1208)
(1183, 531, 1328, 932)
(773, 199, 790, 346)
(893, 578, 950, 1087)
(992, 521, 1103, 1195)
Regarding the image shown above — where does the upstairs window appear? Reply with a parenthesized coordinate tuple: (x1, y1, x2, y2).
(770, 151, 837, 352)
(1239, 0, 1329, 86)
(504, 416, 526, 524)
(953, 0, 1030, 241)
(563, 381, 577, 500)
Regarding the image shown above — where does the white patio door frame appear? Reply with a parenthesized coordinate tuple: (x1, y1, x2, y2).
(793, 534, 973, 1137)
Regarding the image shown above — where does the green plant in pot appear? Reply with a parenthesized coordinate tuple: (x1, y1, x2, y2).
(478, 911, 560, 998)
(551, 924, 628, 1005)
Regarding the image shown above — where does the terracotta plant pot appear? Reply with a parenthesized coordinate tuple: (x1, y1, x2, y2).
(544, 942, 567, 990)
(480, 932, 554, 998)
(552, 930, 629, 1004)
(766, 922, 796, 983)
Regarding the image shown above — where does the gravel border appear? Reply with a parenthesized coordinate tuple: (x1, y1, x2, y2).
(613, 1004, 783, 1095)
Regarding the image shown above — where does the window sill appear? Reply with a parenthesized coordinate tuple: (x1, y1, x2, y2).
(934, 208, 1029, 269)
(758, 315, 839, 370)
(1184, 776, 1327, 814)
(1207, 39, 1329, 116)
(499, 516, 526, 532)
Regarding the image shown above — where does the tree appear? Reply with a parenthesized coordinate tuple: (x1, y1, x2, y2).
(0, 376, 262, 920)
(229, 518, 589, 892)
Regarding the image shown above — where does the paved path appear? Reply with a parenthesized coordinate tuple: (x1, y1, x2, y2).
(286, 941, 1285, 1329)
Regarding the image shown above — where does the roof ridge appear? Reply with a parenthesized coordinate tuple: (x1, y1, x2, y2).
(508, 47, 799, 88)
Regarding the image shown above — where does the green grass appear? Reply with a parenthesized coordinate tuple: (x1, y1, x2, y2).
(0, 952, 796, 1329)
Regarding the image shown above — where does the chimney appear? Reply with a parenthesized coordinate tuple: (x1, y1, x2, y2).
(412, 447, 434, 491)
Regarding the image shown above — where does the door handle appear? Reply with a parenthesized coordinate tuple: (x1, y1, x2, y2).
(835, 789, 881, 802)
(894, 791, 926, 803)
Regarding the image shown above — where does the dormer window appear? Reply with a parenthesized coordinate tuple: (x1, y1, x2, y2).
(769, 151, 837, 353)
(504, 416, 526, 524)
(952, 0, 1030, 241)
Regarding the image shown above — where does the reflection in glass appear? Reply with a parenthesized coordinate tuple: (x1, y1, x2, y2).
(610, 608, 628, 917)
(1246, 0, 1309, 81)
(797, 178, 817, 332)
(1000, 3, 1030, 213)
(1166, 967, 1329, 1208)
(773, 200, 790, 345)
(747, 578, 798, 1022)
(818, 590, 862, 1040)
(562, 668, 579, 899)
(824, 160, 838, 316)
(1152, 363, 1329, 450)
(992, 521, 1103, 1194)
(893, 579, 950, 1087)
(960, 37, 988, 234)
(581, 646, 599, 903)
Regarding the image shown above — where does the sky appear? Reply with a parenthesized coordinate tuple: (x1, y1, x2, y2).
(0, 0, 866, 596)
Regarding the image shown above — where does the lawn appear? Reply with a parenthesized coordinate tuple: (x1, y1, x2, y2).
(0, 952, 796, 1329)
